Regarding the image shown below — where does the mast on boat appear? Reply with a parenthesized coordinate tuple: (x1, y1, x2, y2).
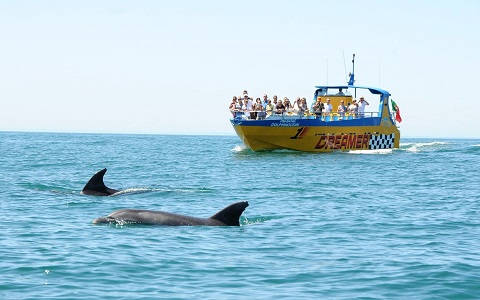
(348, 54, 356, 98)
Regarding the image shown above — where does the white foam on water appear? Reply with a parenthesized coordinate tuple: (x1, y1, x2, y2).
(231, 144, 248, 152)
(110, 188, 153, 196)
(347, 149, 393, 155)
(404, 141, 449, 152)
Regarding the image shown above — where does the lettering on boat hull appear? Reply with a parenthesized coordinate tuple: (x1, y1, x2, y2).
(314, 133, 395, 150)
(270, 119, 300, 127)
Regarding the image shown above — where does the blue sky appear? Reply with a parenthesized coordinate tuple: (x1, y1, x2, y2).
(1, 0, 479, 138)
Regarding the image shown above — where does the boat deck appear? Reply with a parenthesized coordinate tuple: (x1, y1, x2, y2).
(232, 111, 380, 122)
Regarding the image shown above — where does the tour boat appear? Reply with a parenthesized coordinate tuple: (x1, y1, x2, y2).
(229, 55, 401, 152)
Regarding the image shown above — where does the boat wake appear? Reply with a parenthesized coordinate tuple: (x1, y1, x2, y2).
(346, 149, 393, 155)
(231, 144, 249, 152)
(401, 141, 449, 153)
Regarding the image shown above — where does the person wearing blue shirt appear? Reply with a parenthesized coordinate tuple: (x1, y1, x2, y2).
(262, 94, 269, 109)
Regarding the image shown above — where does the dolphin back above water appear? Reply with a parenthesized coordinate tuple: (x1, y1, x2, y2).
(93, 201, 249, 226)
(81, 168, 120, 196)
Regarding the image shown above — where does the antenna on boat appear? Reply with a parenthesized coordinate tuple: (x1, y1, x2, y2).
(343, 50, 347, 82)
(348, 54, 355, 86)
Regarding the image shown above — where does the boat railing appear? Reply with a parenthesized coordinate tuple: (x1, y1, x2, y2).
(230, 110, 379, 121)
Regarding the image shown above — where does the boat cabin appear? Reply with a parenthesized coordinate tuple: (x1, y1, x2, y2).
(314, 86, 353, 113)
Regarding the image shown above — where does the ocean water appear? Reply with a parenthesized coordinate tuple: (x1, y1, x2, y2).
(1, 132, 479, 299)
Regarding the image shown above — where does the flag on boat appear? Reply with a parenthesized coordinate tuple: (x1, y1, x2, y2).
(391, 99, 402, 123)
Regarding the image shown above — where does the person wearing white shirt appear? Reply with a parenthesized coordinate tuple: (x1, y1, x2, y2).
(243, 95, 254, 119)
(357, 96, 369, 118)
(348, 99, 358, 118)
(324, 98, 332, 113)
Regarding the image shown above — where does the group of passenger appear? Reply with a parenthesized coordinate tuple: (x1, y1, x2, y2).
(228, 90, 308, 120)
(311, 96, 370, 118)
(229, 89, 369, 120)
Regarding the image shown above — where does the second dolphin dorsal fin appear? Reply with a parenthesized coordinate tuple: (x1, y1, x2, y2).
(210, 201, 249, 226)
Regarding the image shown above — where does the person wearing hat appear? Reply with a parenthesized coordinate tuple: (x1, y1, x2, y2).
(357, 96, 369, 118)
(312, 97, 324, 117)
(310, 97, 321, 110)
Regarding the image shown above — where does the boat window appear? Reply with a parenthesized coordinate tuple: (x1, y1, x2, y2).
(315, 89, 326, 98)
(324, 88, 351, 96)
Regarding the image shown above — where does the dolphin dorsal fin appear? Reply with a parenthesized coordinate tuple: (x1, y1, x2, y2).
(82, 168, 118, 196)
(210, 201, 249, 226)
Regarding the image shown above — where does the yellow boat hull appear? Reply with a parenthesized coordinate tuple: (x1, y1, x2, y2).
(233, 122, 400, 152)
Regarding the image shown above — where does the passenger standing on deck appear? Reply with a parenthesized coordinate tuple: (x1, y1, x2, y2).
(293, 97, 300, 115)
(348, 99, 358, 118)
(324, 99, 333, 113)
(235, 97, 242, 110)
(336, 88, 345, 96)
(312, 98, 324, 117)
(242, 90, 249, 112)
(298, 98, 308, 116)
(337, 100, 346, 119)
(357, 96, 369, 118)
(236, 98, 244, 118)
(310, 97, 318, 111)
(229, 96, 239, 117)
(275, 99, 285, 114)
(272, 95, 278, 107)
(295, 97, 306, 115)
(292, 97, 300, 115)
(265, 99, 274, 116)
(262, 94, 269, 110)
(253, 98, 264, 120)
(240, 99, 246, 114)
(243, 94, 253, 119)
(284, 98, 293, 113)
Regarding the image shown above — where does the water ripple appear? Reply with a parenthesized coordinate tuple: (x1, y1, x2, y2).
(1, 134, 480, 299)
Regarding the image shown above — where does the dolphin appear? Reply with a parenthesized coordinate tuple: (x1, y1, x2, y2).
(81, 168, 120, 196)
(92, 201, 249, 226)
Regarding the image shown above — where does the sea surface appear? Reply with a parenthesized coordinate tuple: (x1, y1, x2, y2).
(1, 132, 479, 299)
